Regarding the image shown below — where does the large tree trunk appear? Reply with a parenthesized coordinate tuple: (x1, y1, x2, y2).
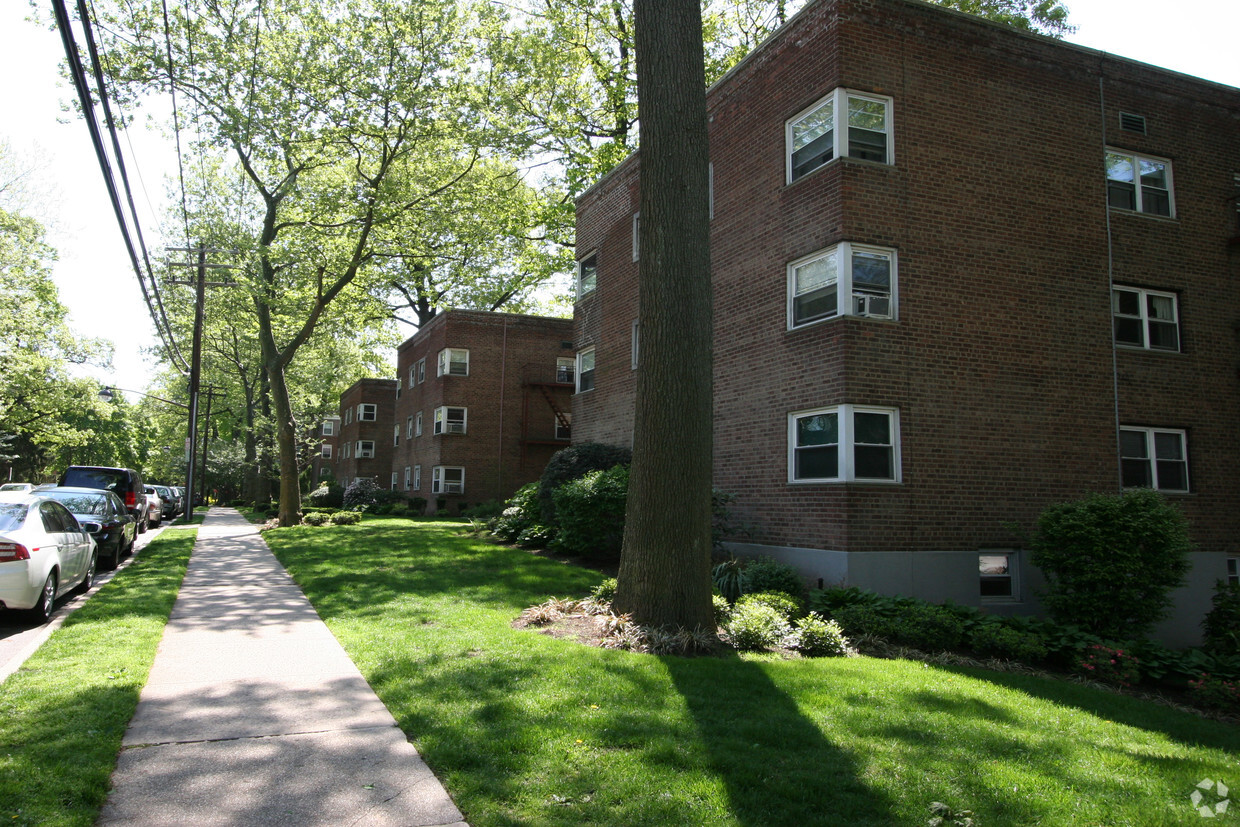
(612, 0, 714, 631)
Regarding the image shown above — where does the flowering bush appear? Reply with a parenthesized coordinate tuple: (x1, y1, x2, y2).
(1188, 674, 1240, 711)
(1076, 644, 1140, 687)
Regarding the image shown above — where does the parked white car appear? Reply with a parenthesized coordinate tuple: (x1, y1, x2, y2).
(0, 492, 97, 623)
(143, 486, 164, 529)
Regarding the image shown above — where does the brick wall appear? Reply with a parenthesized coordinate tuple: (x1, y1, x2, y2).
(336, 379, 398, 486)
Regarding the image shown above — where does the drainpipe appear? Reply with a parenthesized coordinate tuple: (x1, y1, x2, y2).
(1100, 67, 1123, 493)
(497, 316, 508, 500)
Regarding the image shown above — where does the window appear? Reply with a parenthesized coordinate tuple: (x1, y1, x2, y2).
(434, 406, 467, 435)
(789, 243, 896, 328)
(415, 411, 423, 437)
(556, 357, 575, 384)
(787, 89, 892, 182)
(356, 440, 375, 459)
(789, 405, 900, 483)
(432, 466, 464, 494)
(632, 214, 640, 262)
(414, 465, 422, 491)
(437, 348, 469, 377)
(1120, 427, 1188, 492)
(980, 551, 1018, 600)
(406, 416, 414, 439)
(577, 252, 598, 299)
(556, 413, 571, 441)
(1106, 150, 1173, 216)
(345, 408, 353, 425)
(391, 472, 398, 490)
(1228, 557, 1238, 587)
(343, 442, 351, 459)
(393, 425, 400, 446)
(577, 348, 595, 393)
(358, 403, 377, 422)
(631, 320, 640, 370)
(404, 466, 412, 490)
(417, 358, 426, 384)
(322, 420, 335, 436)
(321, 443, 332, 459)
(1112, 287, 1179, 351)
(396, 378, 402, 398)
(409, 364, 417, 386)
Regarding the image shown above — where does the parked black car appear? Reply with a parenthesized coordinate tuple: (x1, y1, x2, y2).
(58, 466, 149, 534)
(40, 487, 137, 570)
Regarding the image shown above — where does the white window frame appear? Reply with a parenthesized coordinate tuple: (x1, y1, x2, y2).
(433, 406, 468, 435)
(437, 348, 469, 377)
(788, 242, 897, 329)
(393, 425, 400, 446)
(787, 88, 893, 183)
(1112, 286, 1180, 352)
(416, 358, 426, 384)
(432, 466, 464, 494)
(577, 252, 598, 300)
(391, 472, 398, 490)
(414, 465, 422, 491)
(631, 320, 640, 370)
(345, 409, 353, 425)
(406, 416, 414, 439)
(404, 466, 412, 490)
(321, 443, 332, 459)
(788, 404, 901, 483)
(358, 403, 377, 422)
(343, 442, 351, 459)
(631, 214, 640, 262)
(322, 420, 336, 436)
(556, 357, 575, 385)
(576, 347, 596, 393)
(1106, 149, 1174, 217)
(979, 550, 1019, 602)
(1120, 426, 1189, 492)
(356, 440, 375, 459)
(415, 411, 423, 437)
(409, 364, 417, 386)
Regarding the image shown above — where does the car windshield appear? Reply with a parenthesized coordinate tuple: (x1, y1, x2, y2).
(44, 491, 108, 516)
(0, 503, 28, 532)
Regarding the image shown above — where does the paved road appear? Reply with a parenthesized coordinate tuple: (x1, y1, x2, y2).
(0, 524, 169, 681)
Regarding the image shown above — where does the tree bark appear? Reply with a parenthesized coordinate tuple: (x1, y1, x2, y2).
(612, 0, 715, 630)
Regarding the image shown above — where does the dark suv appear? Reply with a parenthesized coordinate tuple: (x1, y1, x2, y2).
(58, 465, 150, 533)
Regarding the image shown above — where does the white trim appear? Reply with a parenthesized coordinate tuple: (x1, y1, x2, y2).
(787, 242, 897, 329)
(432, 465, 464, 495)
(1112, 285, 1180, 352)
(787, 88, 893, 183)
(433, 406, 468, 435)
(787, 404, 901, 483)
(356, 440, 375, 459)
(576, 251, 598, 300)
(576, 347, 596, 393)
(1105, 148, 1175, 217)
(631, 214, 640, 262)
(1119, 426, 1189, 492)
(979, 549, 1020, 603)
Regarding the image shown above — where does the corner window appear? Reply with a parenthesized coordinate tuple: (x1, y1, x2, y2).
(343, 442, 351, 459)
(322, 420, 335, 436)
(409, 365, 416, 386)
(404, 466, 412, 490)
(393, 425, 400, 446)
(356, 440, 375, 459)
(577, 348, 596, 393)
(980, 551, 1018, 601)
(1112, 286, 1179, 352)
(789, 243, 896, 328)
(416, 358, 426, 384)
(358, 403, 377, 422)
(432, 466, 464, 494)
(406, 416, 414, 439)
(413, 465, 421, 491)
(1106, 150, 1173, 217)
(787, 89, 892, 182)
(577, 252, 598, 299)
(1120, 427, 1188, 492)
(789, 405, 900, 483)
(556, 413, 571, 441)
(437, 348, 469, 377)
(345, 409, 353, 425)
(321, 443, 332, 459)
(556, 357, 575, 385)
(433, 406, 467, 435)
(415, 411, 423, 437)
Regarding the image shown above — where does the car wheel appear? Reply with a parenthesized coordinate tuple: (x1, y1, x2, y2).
(137, 516, 147, 534)
(103, 542, 120, 570)
(31, 571, 57, 624)
(76, 551, 97, 594)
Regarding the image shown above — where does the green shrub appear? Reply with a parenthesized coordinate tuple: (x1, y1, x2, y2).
(1029, 488, 1192, 640)
(736, 591, 802, 622)
(589, 577, 618, 604)
(1075, 643, 1141, 688)
(343, 478, 382, 512)
(301, 512, 329, 527)
(724, 602, 790, 651)
(790, 612, 851, 657)
(550, 465, 629, 559)
(462, 500, 505, 520)
(408, 497, 427, 515)
(538, 443, 631, 521)
(492, 483, 542, 542)
(516, 525, 555, 549)
(306, 483, 344, 509)
(892, 604, 966, 651)
(969, 622, 1049, 663)
(1188, 674, 1240, 711)
(739, 556, 806, 603)
(330, 511, 361, 526)
(830, 604, 897, 640)
(711, 594, 732, 627)
(1202, 580, 1240, 657)
(712, 557, 743, 603)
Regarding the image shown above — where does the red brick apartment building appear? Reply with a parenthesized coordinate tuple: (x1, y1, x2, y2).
(310, 414, 341, 483)
(332, 379, 399, 486)
(392, 310, 575, 513)
(572, 0, 1240, 644)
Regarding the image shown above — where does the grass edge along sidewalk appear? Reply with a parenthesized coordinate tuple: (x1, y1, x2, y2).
(0, 528, 196, 827)
(263, 517, 1240, 827)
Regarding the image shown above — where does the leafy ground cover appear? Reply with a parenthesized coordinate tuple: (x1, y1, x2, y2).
(264, 518, 1240, 826)
(0, 528, 196, 827)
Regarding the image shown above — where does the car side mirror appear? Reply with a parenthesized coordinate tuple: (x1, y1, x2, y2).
(79, 521, 103, 534)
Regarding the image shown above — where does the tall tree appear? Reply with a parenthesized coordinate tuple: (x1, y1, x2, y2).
(612, 0, 715, 630)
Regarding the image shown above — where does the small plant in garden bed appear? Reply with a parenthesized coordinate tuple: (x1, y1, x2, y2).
(723, 600, 790, 651)
(1189, 674, 1240, 712)
(788, 612, 852, 658)
(1076, 643, 1140, 688)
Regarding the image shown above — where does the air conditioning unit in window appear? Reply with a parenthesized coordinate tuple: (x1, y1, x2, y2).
(446, 423, 465, 434)
(445, 482, 464, 494)
(853, 294, 891, 319)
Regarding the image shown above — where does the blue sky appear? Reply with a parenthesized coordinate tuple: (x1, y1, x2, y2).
(1, 0, 1237, 394)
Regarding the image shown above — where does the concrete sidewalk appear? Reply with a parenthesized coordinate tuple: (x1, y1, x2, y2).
(98, 508, 467, 827)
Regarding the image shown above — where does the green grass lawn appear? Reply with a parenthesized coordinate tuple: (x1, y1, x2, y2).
(0, 528, 196, 827)
(264, 518, 1240, 826)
